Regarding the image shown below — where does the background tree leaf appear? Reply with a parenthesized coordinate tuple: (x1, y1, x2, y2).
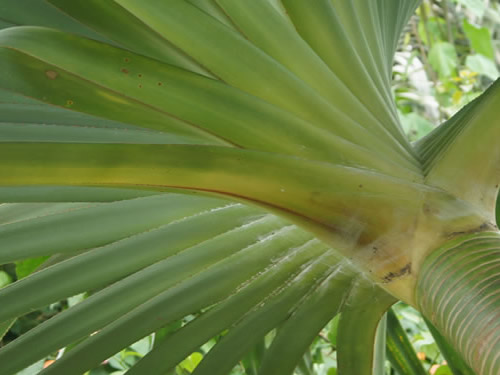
(466, 54, 499, 80)
(428, 42, 458, 79)
(463, 19, 495, 59)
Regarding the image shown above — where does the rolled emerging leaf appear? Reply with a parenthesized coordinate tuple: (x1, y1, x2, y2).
(0, 1, 499, 375)
(416, 232, 500, 375)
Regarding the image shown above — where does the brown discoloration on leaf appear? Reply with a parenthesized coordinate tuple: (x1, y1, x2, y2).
(45, 70, 58, 80)
(382, 263, 411, 283)
(447, 222, 495, 238)
(121, 68, 129, 74)
(43, 360, 55, 369)
(422, 202, 438, 215)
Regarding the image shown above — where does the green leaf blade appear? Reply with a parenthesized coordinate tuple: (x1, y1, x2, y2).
(386, 308, 427, 375)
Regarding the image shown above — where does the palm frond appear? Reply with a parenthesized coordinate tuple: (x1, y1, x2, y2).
(2, 1, 498, 375)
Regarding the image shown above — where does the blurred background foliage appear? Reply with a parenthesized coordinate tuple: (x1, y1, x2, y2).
(0, 0, 498, 374)
(395, 0, 500, 141)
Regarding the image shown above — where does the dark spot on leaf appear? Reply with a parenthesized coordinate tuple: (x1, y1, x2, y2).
(124, 58, 130, 63)
(121, 68, 129, 74)
(138, 74, 143, 78)
(158, 82, 163, 86)
(138, 84, 142, 88)
(45, 70, 58, 80)
(448, 222, 495, 237)
(382, 263, 411, 283)
(359, 184, 363, 188)
(66, 100, 73, 106)
(479, 223, 490, 230)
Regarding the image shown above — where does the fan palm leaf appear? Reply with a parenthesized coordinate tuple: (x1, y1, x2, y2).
(0, 1, 498, 375)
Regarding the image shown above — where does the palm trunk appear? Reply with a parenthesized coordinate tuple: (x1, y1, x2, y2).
(416, 232, 500, 375)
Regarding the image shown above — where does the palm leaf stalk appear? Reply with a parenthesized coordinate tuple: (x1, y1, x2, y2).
(0, 1, 498, 374)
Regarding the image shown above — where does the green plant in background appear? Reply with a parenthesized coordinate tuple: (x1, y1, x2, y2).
(395, 0, 500, 141)
(0, 1, 498, 375)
